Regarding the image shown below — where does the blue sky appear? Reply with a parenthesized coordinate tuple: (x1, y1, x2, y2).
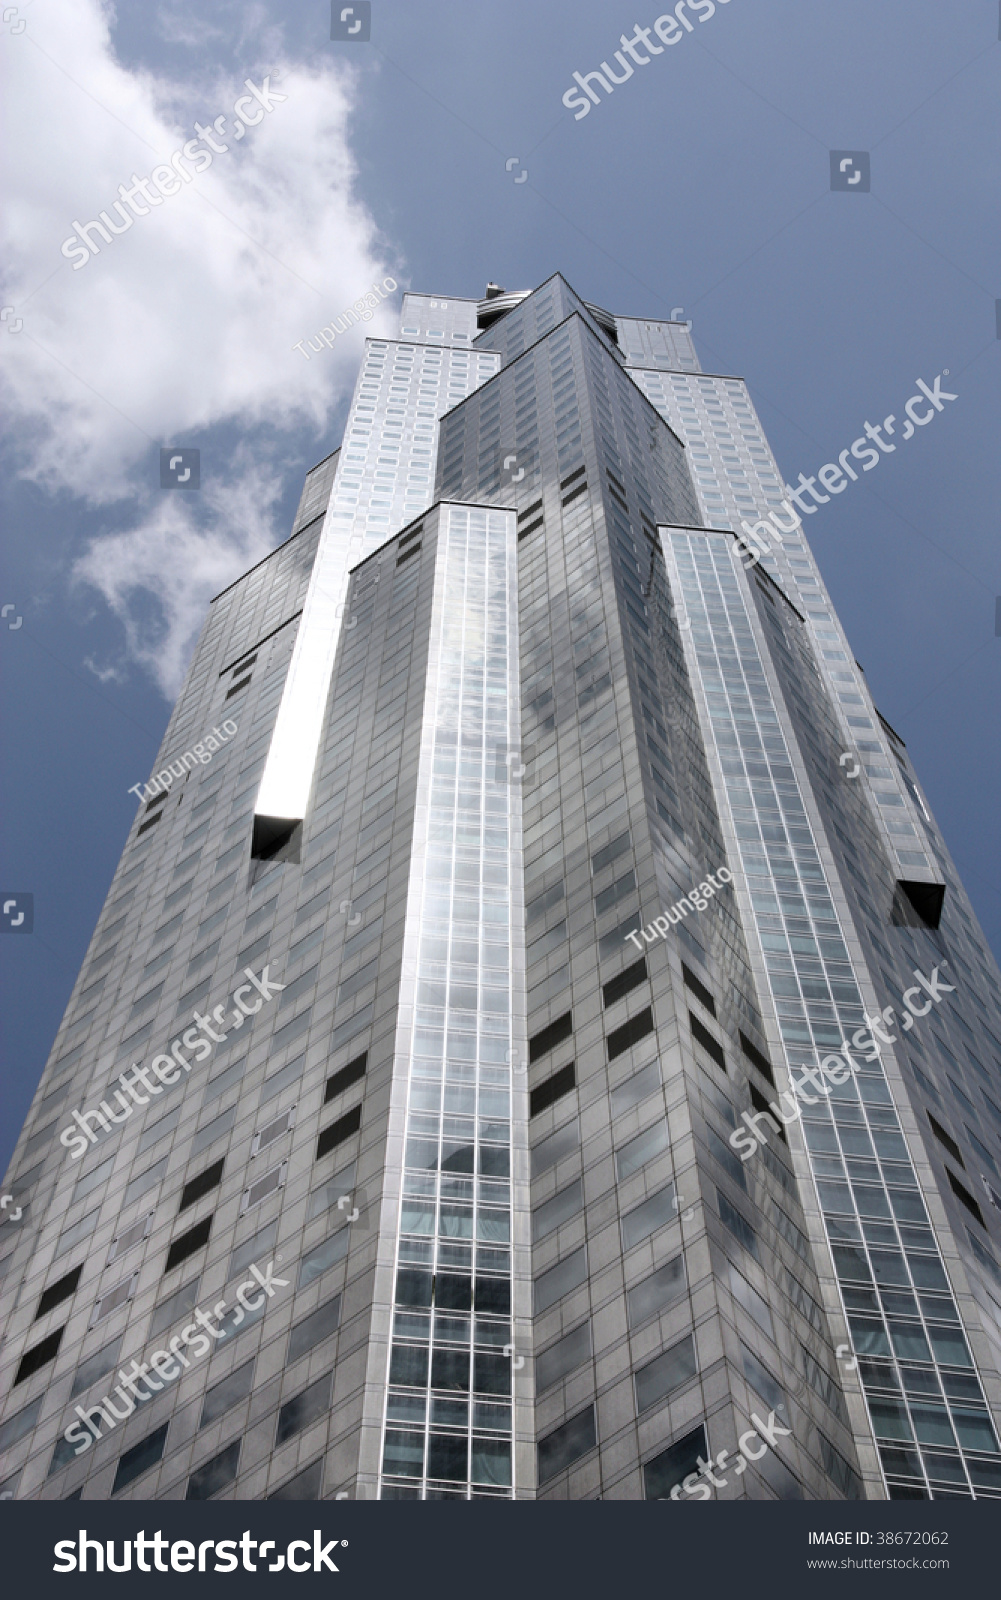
(2, 0, 999, 1171)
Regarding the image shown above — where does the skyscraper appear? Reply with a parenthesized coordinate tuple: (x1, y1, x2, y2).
(3, 274, 1001, 1504)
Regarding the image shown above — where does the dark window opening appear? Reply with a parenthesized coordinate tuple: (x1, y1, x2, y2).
(946, 1168, 984, 1226)
(15, 1327, 65, 1386)
(35, 1265, 82, 1321)
(251, 815, 302, 865)
(749, 1080, 786, 1143)
(316, 1105, 362, 1161)
(891, 880, 945, 930)
(112, 1423, 169, 1495)
(602, 958, 648, 1009)
(529, 1011, 573, 1064)
(689, 1012, 726, 1073)
(324, 1052, 367, 1103)
(739, 1030, 775, 1086)
(608, 1006, 655, 1061)
(165, 1215, 213, 1272)
(682, 963, 716, 1017)
(530, 1062, 576, 1118)
(179, 1158, 224, 1213)
(927, 1112, 964, 1169)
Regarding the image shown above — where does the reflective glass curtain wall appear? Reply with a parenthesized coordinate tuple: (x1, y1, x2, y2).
(380, 505, 529, 1499)
(664, 529, 1001, 1500)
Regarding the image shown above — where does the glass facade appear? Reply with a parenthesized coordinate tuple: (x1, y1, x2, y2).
(664, 530, 1001, 1498)
(2, 274, 1000, 1504)
(380, 505, 528, 1499)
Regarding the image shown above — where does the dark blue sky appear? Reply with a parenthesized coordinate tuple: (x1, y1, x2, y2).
(2, 0, 999, 1172)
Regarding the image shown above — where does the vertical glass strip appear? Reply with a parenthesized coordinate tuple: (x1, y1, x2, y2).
(380, 506, 522, 1499)
(664, 529, 1001, 1502)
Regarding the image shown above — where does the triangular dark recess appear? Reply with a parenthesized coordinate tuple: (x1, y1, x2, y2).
(891, 879, 945, 930)
(251, 815, 302, 864)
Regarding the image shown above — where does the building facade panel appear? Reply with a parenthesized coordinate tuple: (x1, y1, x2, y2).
(2, 275, 1001, 1504)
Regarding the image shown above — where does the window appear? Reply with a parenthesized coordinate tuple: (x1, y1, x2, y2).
(528, 1011, 573, 1063)
(739, 1030, 775, 1086)
(252, 1106, 295, 1157)
(530, 1120, 579, 1178)
(14, 1326, 64, 1385)
(70, 1335, 123, 1399)
(228, 1220, 279, 1282)
(165, 1215, 213, 1272)
(268, 1459, 324, 1500)
(185, 1439, 240, 1500)
(643, 1423, 708, 1500)
(818, 1430, 863, 1498)
(537, 1406, 596, 1483)
(534, 1246, 587, 1314)
(607, 1006, 655, 1061)
(530, 1062, 576, 1117)
(927, 1112, 964, 1168)
(0, 1396, 43, 1453)
(123, 1156, 168, 1208)
(532, 1179, 583, 1243)
(316, 1105, 362, 1161)
(610, 1060, 661, 1115)
(947, 1169, 984, 1226)
(627, 1255, 687, 1330)
(324, 1052, 367, 1102)
(179, 1158, 224, 1213)
(741, 1342, 787, 1418)
(749, 1080, 786, 1143)
(690, 1012, 726, 1072)
(108, 1213, 153, 1263)
(298, 1225, 350, 1288)
(682, 963, 716, 1016)
(602, 958, 648, 1009)
(112, 1423, 168, 1495)
(591, 831, 631, 874)
(288, 1295, 341, 1364)
(191, 1105, 236, 1157)
(241, 1161, 287, 1212)
(801, 1344, 848, 1422)
(35, 1265, 83, 1320)
(276, 1370, 333, 1446)
(536, 1323, 592, 1401)
(622, 1185, 678, 1251)
(718, 1190, 759, 1258)
(616, 1121, 669, 1181)
(634, 1333, 698, 1414)
(91, 1273, 138, 1327)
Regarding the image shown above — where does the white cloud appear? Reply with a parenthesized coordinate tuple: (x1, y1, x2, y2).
(73, 447, 283, 695)
(1, 0, 400, 694)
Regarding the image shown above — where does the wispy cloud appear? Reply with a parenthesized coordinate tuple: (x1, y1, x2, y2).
(2, 0, 400, 694)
